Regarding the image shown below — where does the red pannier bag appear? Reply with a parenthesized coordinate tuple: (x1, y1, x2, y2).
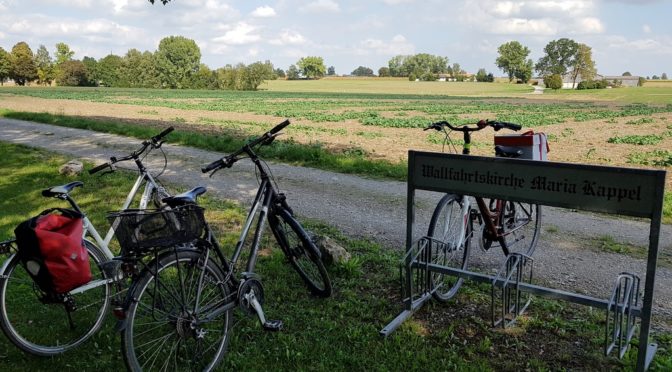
(14, 208, 92, 294)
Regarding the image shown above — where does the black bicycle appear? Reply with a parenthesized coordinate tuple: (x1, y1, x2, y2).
(118, 119, 332, 371)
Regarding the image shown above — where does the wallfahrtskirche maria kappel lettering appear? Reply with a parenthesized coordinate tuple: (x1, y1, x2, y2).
(421, 166, 642, 203)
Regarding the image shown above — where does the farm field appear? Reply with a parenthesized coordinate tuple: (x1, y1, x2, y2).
(1, 79, 671, 199)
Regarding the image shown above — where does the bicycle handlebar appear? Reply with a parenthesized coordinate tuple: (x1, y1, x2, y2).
(202, 119, 291, 174)
(151, 126, 174, 144)
(89, 126, 174, 175)
(424, 120, 521, 133)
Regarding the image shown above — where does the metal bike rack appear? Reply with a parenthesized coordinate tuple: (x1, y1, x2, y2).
(380, 151, 666, 371)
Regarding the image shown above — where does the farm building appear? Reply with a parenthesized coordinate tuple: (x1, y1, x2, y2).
(536, 73, 642, 89)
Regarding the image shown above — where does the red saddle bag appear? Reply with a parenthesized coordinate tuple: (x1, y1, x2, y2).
(14, 208, 92, 294)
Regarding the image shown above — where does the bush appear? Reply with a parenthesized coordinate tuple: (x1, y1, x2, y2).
(543, 74, 562, 90)
(577, 79, 609, 90)
(421, 72, 436, 81)
(408, 73, 417, 81)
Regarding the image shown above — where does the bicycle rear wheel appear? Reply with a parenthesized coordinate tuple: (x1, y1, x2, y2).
(122, 249, 232, 372)
(500, 202, 541, 257)
(427, 194, 470, 302)
(269, 209, 332, 298)
(0, 241, 110, 356)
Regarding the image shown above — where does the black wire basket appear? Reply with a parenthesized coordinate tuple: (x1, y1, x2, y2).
(107, 204, 206, 257)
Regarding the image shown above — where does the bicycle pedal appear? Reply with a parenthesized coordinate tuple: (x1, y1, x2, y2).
(262, 320, 283, 332)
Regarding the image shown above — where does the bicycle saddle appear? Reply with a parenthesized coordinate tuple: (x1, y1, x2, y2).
(162, 186, 207, 206)
(42, 181, 84, 197)
(494, 145, 524, 158)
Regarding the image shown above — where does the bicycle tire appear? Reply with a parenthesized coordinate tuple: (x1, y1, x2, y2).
(0, 240, 111, 356)
(500, 201, 541, 257)
(427, 194, 470, 302)
(122, 249, 232, 372)
(269, 209, 332, 298)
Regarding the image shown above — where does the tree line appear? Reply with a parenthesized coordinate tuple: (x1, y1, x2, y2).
(1, 35, 664, 90)
(0, 37, 329, 90)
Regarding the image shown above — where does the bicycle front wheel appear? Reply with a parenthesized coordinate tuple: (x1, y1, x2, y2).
(122, 249, 232, 372)
(427, 194, 470, 302)
(0, 241, 111, 356)
(501, 202, 541, 257)
(269, 209, 332, 298)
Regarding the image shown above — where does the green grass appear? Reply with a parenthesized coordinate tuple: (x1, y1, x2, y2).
(608, 134, 664, 145)
(0, 109, 407, 181)
(2, 142, 672, 370)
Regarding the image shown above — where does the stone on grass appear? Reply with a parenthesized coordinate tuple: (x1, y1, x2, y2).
(59, 160, 84, 176)
(312, 235, 351, 265)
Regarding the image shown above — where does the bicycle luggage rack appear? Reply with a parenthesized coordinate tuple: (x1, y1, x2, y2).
(381, 151, 666, 371)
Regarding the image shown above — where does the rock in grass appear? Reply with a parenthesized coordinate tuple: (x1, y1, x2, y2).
(313, 235, 351, 265)
(59, 160, 84, 176)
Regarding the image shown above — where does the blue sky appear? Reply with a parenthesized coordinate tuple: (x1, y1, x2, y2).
(0, 0, 670, 77)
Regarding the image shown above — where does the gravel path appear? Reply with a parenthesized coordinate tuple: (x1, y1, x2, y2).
(1, 118, 671, 331)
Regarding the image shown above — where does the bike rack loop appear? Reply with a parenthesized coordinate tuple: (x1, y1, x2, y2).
(380, 151, 666, 372)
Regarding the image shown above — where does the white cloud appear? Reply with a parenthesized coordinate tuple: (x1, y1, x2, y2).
(381, 0, 415, 4)
(574, 17, 604, 34)
(357, 34, 415, 56)
(212, 22, 261, 45)
(7, 17, 141, 41)
(606, 35, 672, 55)
(251, 6, 276, 17)
(269, 30, 307, 45)
(643, 24, 652, 33)
(460, 0, 603, 36)
(300, 0, 340, 13)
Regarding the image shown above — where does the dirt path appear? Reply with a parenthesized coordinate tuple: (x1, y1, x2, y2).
(1, 118, 672, 332)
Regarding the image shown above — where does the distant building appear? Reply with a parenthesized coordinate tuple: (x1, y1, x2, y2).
(538, 73, 641, 89)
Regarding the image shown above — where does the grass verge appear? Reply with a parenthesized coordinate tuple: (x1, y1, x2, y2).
(0, 109, 407, 180)
(1, 142, 671, 370)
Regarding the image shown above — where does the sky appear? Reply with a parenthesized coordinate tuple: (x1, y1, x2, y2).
(0, 0, 670, 77)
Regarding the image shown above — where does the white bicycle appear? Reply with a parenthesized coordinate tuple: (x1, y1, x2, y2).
(0, 127, 174, 356)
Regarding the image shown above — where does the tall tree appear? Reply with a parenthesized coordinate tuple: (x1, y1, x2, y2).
(10, 42, 38, 85)
(155, 36, 201, 88)
(535, 38, 579, 76)
(622, 71, 632, 76)
(570, 43, 596, 87)
(56, 60, 88, 86)
(351, 66, 374, 76)
(97, 54, 123, 87)
(297, 56, 326, 79)
(662, 73, 668, 80)
(0, 47, 11, 85)
(286, 64, 300, 80)
(378, 66, 390, 77)
(475, 68, 488, 82)
(54, 42, 75, 82)
(387, 55, 406, 77)
(451, 63, 464, 81)
(82, 56, 98, 86)
(327, 66, 336, 76)
(495, 41, 533, 83)
(54, 42, 75, 65)
(34, 45, 55, 86)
